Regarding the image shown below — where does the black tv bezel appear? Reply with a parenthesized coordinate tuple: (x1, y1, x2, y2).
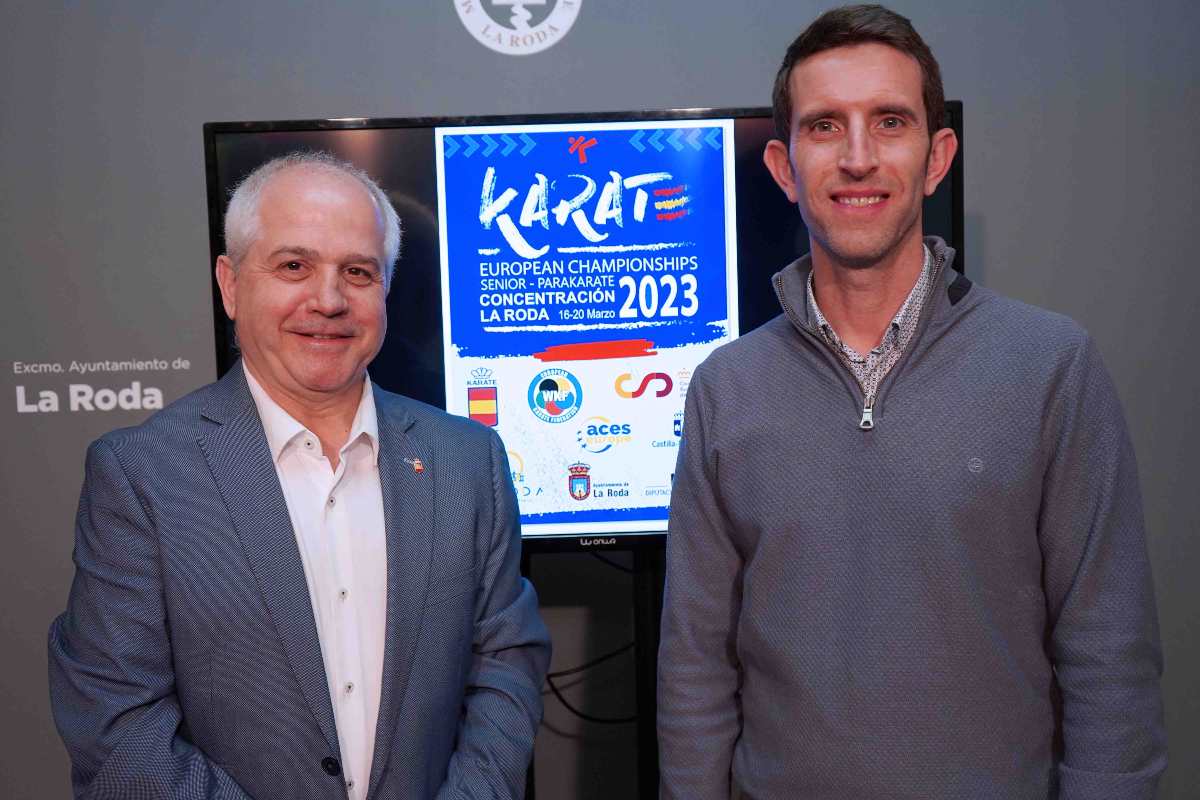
(202, 104, 964, 549)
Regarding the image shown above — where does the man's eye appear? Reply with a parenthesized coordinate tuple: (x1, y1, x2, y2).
(880, 117, 903, 129)
(278, 261, 307, 278)
(343, 266, 379, 287)
(812, 120, 836, 133)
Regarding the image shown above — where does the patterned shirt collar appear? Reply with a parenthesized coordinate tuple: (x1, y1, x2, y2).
(806, 243, 933, 361)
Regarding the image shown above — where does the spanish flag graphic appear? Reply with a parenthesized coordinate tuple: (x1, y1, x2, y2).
(468, 386, 499, 427)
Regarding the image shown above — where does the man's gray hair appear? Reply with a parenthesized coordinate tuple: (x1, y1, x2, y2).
(223, 151, 402, 290)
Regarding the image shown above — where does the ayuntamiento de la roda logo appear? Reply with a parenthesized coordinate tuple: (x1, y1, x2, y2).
(455, 0, 581, 56)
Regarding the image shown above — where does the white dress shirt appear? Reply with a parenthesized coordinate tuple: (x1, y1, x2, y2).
(244, 365, 387, 800)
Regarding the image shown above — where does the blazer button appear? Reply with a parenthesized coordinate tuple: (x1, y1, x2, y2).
(321, 756, 342, 776)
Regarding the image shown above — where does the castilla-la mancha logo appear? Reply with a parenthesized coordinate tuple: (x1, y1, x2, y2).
(454, 0, 581, 56)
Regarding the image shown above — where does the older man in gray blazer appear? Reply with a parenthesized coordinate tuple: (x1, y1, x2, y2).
(49, 152, 550, 800)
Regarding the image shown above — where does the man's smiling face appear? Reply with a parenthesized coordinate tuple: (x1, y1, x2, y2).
(765, 42, 956, 269)
(215, 166, 387, 409)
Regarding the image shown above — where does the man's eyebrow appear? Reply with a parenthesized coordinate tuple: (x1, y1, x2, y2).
(267, 245, 320, 260)
(341, 253, 381, 268)
(266, 246, 380, 267)
(875, 104, 922, 124)
(795, 109, 840, 130)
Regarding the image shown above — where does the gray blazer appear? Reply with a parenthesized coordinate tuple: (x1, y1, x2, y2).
(49, 364, 550, 799)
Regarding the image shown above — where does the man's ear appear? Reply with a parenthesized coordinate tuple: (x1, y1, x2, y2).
(763, 139, 799, 204)
(923, 127, 959, 196)
(215, 255, 238, 321)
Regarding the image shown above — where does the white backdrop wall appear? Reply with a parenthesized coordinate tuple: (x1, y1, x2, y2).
(2, 2, 1196, 797)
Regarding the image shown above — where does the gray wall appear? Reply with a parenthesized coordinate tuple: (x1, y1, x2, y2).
(2, 1, 1195, 797)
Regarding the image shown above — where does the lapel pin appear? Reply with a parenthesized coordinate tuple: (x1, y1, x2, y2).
(404, 457, 425, 473)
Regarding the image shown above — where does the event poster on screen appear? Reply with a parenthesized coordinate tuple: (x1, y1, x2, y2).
(435, 119, 739, 536)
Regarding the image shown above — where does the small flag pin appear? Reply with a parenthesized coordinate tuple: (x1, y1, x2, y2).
(405, 457, 425, 473)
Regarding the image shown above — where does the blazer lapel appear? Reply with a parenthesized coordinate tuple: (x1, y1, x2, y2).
(196, 366, 341, 757)
(368, 390, 435, 798)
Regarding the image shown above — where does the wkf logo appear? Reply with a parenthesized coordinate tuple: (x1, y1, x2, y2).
(568, 462, 592, 500)
(615, 372, 673, 399)
(529, 368, 583, 423)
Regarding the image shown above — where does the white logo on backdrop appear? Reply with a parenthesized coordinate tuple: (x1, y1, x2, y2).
(454, 0, 581, 56)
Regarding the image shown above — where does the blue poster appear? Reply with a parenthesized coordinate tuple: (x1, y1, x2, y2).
(436, 120, 739, 537)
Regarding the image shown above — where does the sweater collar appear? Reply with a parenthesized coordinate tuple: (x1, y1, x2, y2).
(773, 236, 962, 333)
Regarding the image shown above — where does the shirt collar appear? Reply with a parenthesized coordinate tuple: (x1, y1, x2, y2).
(243, 362, 380, 466)
(890, 244, 932, 336)
(806, 244, 932, 345)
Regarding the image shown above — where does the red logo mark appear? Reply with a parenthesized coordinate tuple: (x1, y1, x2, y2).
(568, 135, 598, 164)
(615, 372, 674, 398)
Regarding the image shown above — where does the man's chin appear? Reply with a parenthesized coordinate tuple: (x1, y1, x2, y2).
(812, 226, 916, 270)
(297, 373, 365, 397)
(269, 363, 368, 403)
(822, 241, 893, 270)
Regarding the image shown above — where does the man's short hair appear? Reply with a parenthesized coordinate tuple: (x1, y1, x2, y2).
(223, 151, 402, 290)
(771, 4, 946, 143)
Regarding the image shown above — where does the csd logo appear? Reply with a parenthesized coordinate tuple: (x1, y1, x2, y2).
(615, 372, 673, 398)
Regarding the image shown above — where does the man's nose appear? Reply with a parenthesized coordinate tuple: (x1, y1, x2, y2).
(309, 267, 350, 315)
(838, 122, 879, 179)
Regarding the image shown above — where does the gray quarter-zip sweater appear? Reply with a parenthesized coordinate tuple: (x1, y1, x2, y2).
(658, 237, 1166, 800)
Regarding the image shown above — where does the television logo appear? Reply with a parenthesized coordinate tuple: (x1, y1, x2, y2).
(568, 462, 592, 500)
(615, 372, 673, 399)
(528, 368, 582, 423)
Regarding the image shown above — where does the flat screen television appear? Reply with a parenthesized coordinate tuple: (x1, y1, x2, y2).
(204, 105, 963, 545)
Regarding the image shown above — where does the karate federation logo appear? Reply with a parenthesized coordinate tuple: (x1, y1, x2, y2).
(454, 0, 582, 56)
(466, 367, 499, 427)
(528, 368, 582, 423)
(568, 462, 592, 500)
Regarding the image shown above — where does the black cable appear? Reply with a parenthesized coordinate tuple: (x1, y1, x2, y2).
(589, 551, 634, 574)
(547, 641, 635, 678)
(545, 673, 637, 724)
(544, 641, 638, 724)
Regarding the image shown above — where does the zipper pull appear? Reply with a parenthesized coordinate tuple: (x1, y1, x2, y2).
(859, 403, 875, 431)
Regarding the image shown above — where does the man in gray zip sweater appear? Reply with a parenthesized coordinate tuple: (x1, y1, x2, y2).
(657, 5, 1166, 799)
